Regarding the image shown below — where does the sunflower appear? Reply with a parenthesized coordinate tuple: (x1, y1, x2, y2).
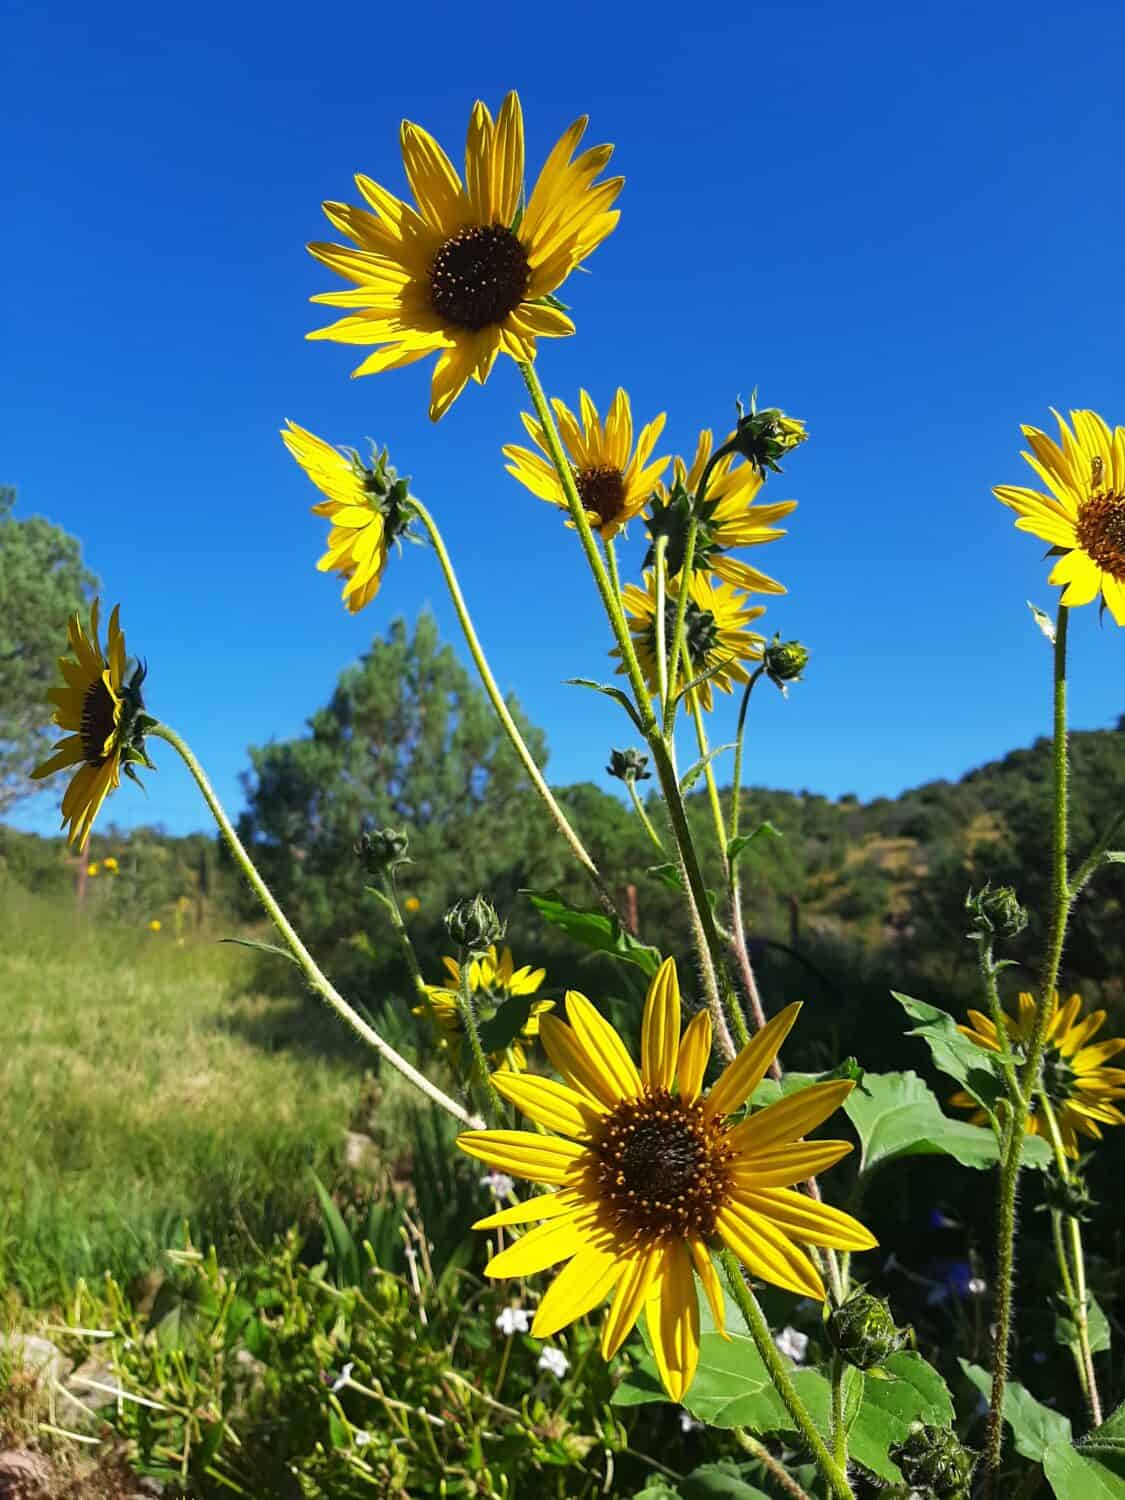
(415, 944, 553, 1075)
(951, 991, 1125, 1156)
(618, 572, 766, 710)
(307, 92, 622, 422)
(457, 958, 875, 1400)
(503, 388, 669, 540)
(994, 408, 1125, 625)
(31, 601, 151, 849)
(282, 421, 416, 614)
(646, 427, 798, 595)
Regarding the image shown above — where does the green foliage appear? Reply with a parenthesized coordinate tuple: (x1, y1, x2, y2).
(523, 887, 663, 976)
(0, 485, 99, 813)
(843, 1069, 1012, 1172)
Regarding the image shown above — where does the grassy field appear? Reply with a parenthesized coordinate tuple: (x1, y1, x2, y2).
(0, 878, 388, 1304)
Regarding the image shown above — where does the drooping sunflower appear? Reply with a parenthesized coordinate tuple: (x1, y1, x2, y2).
(307, 92, 622, 422)
(282, 421, 414, 614)
(618, 572, 766, 710)
(31, 601, 152, 849)
(994, 408, 1125, 625)
(951, 991, 1125, 1156)
(646, 427, 798, 595)
(458, 958, 875, 1400)
(416, 944, 553, 1075)
(503, 388, 669, 540)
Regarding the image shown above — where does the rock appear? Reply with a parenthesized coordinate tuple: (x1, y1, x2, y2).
(344, 1129, 378, 1171)
(60, 1357, 125, 1430)
(0, 1448, 52, 1495)
(0, 1334, 70, 1387)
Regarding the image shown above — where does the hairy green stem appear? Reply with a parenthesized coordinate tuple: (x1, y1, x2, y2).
(830, 1354, 847, 1470)
(653, 534, 670, 713)
(985, 604, 1072, 1490)
(721, 1250, 854, 1499)
(373, 875, 430, 1009)
(627, 778, 665, 853)
(409, 496, 617, 919)
(151, 722, 480, 1129)
(457, 953, 505, 1123)
(974, 936, 1024, 1105)
(734, 1430, 814, 1500)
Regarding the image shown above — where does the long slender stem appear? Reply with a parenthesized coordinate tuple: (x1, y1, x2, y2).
(974, 936, 1023, 1105)
(1038, 1093, 1102, 1423)
(409, 496, 618, 919)
(686, 657, 731, 873)
(653, 535, 670, 714)
(374, 874, 430, 1009)
(1068, 808, 1125, 901)
(984, 605, 1072, 1490)
(734, 1431, 814, 1500)
(720, 1250, 854, 1500)
(151, 723, 481, 1128)
(830, 1355, 847, 1470)
(627, 778, 665, 853)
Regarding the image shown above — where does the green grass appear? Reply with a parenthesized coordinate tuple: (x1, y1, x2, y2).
(0, 879, 381, 1303)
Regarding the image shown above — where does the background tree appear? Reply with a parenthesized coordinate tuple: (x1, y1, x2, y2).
(0, 486, 98, 815)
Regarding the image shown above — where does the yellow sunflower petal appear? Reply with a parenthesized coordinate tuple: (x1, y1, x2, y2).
(688, 1237, 727, 1339)
(456, 1129, 586, 1185)
(539, 1015, 624, 1110)
(676, 1010, 713, 1106)
(733, 1188, 877, 1251)
(641, 956, 681, 1092)
(484, 1208, 594, 1279)
(717, 1202, 825, 1300)
(563, 990, 643, 1103)
(725, 1079, 856, 1154)
(646, 1241, 700, 1402)
(704, 1003, 803, 1119)
(473, 1188, 584, 1231)
(601, 1243, 662, 1360)
(491, 1072, 603, 1138)
(728, 1140, 854, 1190)
(531, 1239, 624, 1339)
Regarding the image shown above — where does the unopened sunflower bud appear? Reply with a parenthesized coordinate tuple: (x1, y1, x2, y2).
(965, 882, 1028, 941)
(764, 635, 809, 688)
(891, 1422, 976, 1499)
(827, 1290, 909, 1370)
(607, 747, 651, 783)
(727, 397, 807, 475)
(355, 826, 410, 875)
(1037, 1160, 1096, 1221)
(445, 894, 505, 955)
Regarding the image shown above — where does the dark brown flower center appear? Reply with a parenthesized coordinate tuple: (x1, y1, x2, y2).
(428, 224, 530, 330)
(80, 676, 117, 765)
(1076, 490, 1125, 581)
(576, 464, 627, 529)
(591, 1090, 734, 1241)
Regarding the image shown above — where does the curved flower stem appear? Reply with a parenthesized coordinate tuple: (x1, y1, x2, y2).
(409, 496, 619, 921)
(734, 1431, 814, 1500)
(686, 656, 731, 872)
(1038, 1093, 1102, 1423)
(662, 450, 725, 735)
(371, 874, 430, 1010)
(457, 954, 505, 1124)
(627, 778, 665, 853)
(720, 1250, 854, 1500)
(984, 603, 1072, 1490)
(150, 722, 481, 1129)
(974, 936, 1024, 1105)
(653, 535, 670, 714)
(830, 1354, 847, 1470)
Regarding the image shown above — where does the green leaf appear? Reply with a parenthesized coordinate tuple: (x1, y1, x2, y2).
(310, 1171, 359, 1287)
(523, 888, 662, 977)
(727, 822, 783, 868)
(680, 1462, 769, 1499)
(630, 1482, 682, 1500)
(564, 677, 643, 731)
(1056, 1291, 1111, 1353)
(477, 994, 538, 1055)
(1082, 1400, 1125, 1452)
(749, 1071, 824, 1108)
(960, 1360, 1071, 1460)
(1044, 1440, 1125, 1499)
(218, 936, 300, 966)
(647, 862, 684, 892)
(680, 744, 736, 794)
(1104, 851, 1125, 864)
(1029, 600, 1058, 643)
(844, 1070, 1008, 1173)
(892, 993, 1005, 1109)
(846, 1351, 956, 1483)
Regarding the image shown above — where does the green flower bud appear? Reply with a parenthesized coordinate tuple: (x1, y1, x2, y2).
(355, 826, 410, 875)
(764, 634, 810, 689)
(965, 883, 1028, 941)
(607, 747, 651, 783)
(891, 1422, 976, 1499)
(827, 1290, 909, 1370)
(1037, 1159, 1096, 1221)
(444, 894, 505, 955)
(726, 395, 807, 475)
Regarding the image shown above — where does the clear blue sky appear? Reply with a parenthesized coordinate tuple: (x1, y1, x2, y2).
(5, 0, 1123, 839)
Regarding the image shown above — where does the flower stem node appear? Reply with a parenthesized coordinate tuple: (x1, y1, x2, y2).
(725, 396, 808, 475)
(763, 635, 809, 692)
(890, 1422, 977, 1500)
(445, 895, 505, 956)
(827, 1289, 910, 1371)
(607, 747, 651, 784)
(965, 882, 1029, 942)
(355, 826, 411, 876)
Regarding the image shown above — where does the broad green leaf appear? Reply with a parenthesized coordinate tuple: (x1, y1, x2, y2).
(523, 888, 662, 977)
(680, 743, 736, 794)
(1082, 1400, 1125, 1453)
(681, 1463, 769, 1499)
(727, 822, 783, 868)
(749, 1071, 824, 1108)
(564, 677, 643, 731)
(476, 994, 538, 1055)
(630, 1482, 681, 1500)
(648, 862, 684, 892)
(845, 1351, 956, 1483)
(960, 1360, 1071, 1461)
(891, 993, 1006, 1112)
(1056, 1291, 1111, 1354)
(219, 936, 299, 966)
(844, 1070, 1007, 1173)
(1044, 1440, 1125, 1499)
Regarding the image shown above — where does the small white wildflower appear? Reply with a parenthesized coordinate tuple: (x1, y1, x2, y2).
(774, 1327, 809, 1363)
(967, 1276, 987, 1296)
(679, 1410, 703, 1434)
(538, 1346, 569, 1378)
(495, 1306, 531, 1336)
(329, 1361, 354, 1392)
(480, 1170, 515, 1198)
(354, 1429, 371, 1447)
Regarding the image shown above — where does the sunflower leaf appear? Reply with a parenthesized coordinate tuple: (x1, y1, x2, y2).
(727, 822, 783, 868)
(219, 936, 300, 967)
(1028, 600, 1058, 643)
(959, 1359, 1071, 1460)
(844, 1070, 1013, 1174)
(476, 995, 537, 1056)
(679, 744, 736, 794)
(1056, 1291, 1111, 1353)
(890, 992, 1006, 1112)
(1104, 851, 1125, 863)
(522, 888, 662, 977)
(1043, 1440, 1125, 1499)
(564, 678, 644, 731)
